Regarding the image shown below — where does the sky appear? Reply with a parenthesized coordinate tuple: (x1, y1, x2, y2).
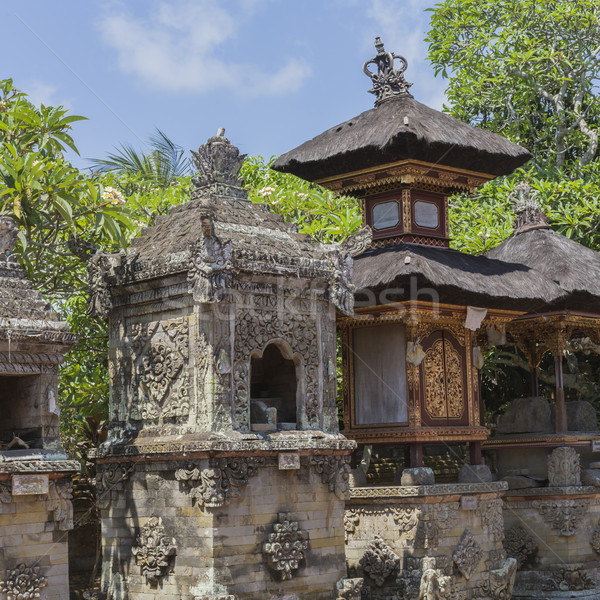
(2, 0, 447, 171)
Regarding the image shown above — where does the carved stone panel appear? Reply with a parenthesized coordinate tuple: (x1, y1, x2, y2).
(336, 577, 364, 600)
(547, 447, 581, 487)
(476, 498, 504, 542)
(533, 499, 588, 536)
(503, 524, 538, 568)
(359, 535, 400, 587)
(45, 479, 74, 531)
(132, 517, 176, 586)
(310, 455, 351, 500)
(96, 463, 134, 509)
(127, 319, 190, 422)
(263, 512, 308, 581)
(0, 563, 47, 600)
(452, 530, 482, 580)
(175, 457, 264, 509)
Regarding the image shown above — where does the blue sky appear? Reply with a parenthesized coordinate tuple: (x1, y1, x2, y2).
(3, 0, 447, 170)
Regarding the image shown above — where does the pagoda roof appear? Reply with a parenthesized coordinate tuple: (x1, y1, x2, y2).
(353, 242, 566, 312)
(273, 94, 532, 182)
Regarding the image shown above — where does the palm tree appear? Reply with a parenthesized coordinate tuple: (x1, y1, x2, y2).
(90, 129, 192, 188)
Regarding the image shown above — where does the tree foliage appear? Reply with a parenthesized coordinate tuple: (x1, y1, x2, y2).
(427, 0, 600, 168)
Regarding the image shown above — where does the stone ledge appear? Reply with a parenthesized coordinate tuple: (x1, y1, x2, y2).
(0, 459, 80, 474)
(504, 485, 600, 498)
(349, 481, 508, 500)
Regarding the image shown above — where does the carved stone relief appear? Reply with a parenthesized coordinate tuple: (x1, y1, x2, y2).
(132, 517, 176, 586)
(344, 511, 360, 539)
(547, 447, 581, 487)
(417, 556, 459, 600)
(503, 524, 537, 569)
(96, 463, 134, 509)
(0, 482, 11, 504)
(472, 557, 517, 600)
(414, 503, 459, 549)
(0, 563, 47, 600)
(359, 535, 400, 587)
(591, 519, 600, 555)
(175, 457, 264, 508)
(127, 319, 190, 422)
(452, 530, 482, 580)
(233, 310, 320, 431)
(546, 564, 595, 591)
(263, 512, 308, 581)
(310, 455, 351, 500)
(187, 234, 233, 304)
(336, 577, 364, 600)
(532, 499, 588, 536)
(45, 479, 73, 531)
(476, 498, 504, 542)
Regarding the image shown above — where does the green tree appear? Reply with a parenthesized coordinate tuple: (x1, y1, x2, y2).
(427, 0, 600, 169)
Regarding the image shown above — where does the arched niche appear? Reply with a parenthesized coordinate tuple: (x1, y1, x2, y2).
(250, 340, 300, 430)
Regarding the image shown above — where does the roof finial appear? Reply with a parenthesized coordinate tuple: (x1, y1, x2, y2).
(509, 182, 551, 234)
(363, 37, 413, 106)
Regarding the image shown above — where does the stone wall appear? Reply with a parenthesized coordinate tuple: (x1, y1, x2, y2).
(345, 482, 514, 599)
(98, 447, 351, 600)
(504, 487, 600, 599)
(0, 478, 74, 600)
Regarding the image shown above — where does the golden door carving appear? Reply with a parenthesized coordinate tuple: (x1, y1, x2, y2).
(423, 336, 464, 420)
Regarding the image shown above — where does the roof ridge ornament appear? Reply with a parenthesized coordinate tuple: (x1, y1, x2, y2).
(510, 182, 551, 235)
(363, 37, 413, 106)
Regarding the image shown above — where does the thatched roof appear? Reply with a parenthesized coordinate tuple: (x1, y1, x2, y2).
(353, 243, 566, 311)
(486, 227, 600, 311)
(272, 94, 531, 181)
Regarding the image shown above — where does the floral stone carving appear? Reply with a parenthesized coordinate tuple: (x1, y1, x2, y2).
(476, 499, 504, 542)
(533, 499, 588, 536)
(359, 535, 400, 587)
(452, 530, 482, 581)
(310, 455, 351, 500)
(0, 563, 47, 600)
(547, 446, 580, 487)
(175, 457, 264, 509)
(263, 512, 308, 581)
(96, 463, 134, 509)
(45, 479, 73, 531)
(473, 557, 517, 600)
(547, 564, 595, 591)
(503, 524, 538, 568)
(132, 517, 176, 586)
(336, 577, 364, 600)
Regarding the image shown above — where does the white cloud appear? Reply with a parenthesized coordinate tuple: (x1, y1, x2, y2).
(365, 0, 447, 109)
(23, 81, 57, 107)
(98, 0, 311, 97)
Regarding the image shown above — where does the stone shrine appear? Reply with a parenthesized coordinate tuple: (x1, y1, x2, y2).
(0, 216, 78, 600)
(89, 131, 361, 600)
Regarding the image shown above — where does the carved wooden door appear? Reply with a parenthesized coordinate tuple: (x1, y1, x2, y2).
(420, 330, 468, 427)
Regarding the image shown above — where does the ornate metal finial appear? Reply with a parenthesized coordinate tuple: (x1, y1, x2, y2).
(191, 129, 247, 191)
(363, 37, 413, 106)
(509, 182, 550, 234)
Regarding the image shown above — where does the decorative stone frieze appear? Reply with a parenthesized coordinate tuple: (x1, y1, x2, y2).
(0, 563, 47, 600)
(503, 524, 538, 569)
(310, 455, 351, 500)
(175, 457, 264, 509)
(452, 530, 482, 580)
(532, 499, 588, 536)
(45, 479, 74, 531)
(349, 482, 507, 499)
(263, 512, 308, 581)
(547, 446, 581, 487)
(132, 517, 176, 586)
(476, 499, 504, 542)
(96, 463, 134, 509)
(546, 564, 595, 591)
(336, 577, 364, 600)
(359, 535, 400, 587)
(0, 460, 81, 474)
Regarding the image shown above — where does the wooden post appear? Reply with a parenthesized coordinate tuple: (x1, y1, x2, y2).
(470, 442, 482, 465)
(528, 344, 540, 397)
(409, 442, 423, 467)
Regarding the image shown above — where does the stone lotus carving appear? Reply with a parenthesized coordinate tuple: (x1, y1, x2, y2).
(132, 517, 176, 586)
(0, 563, 47, 600)
(547, 446, 580, 487)
(175, 457, 264, 508)
(336, 577, 364, 600)
(476, 499, 504, 542)
(503, 524, 538, 568)
(45, 480, 73, 531)
(263, 512, 308, 581)
(310, 455, 351, 500)
(452, 530, 482, 581)
(359, 535, 400, 587)
(533, 499, 588, 536)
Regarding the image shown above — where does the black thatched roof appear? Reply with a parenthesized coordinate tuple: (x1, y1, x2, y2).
(486, 227, 600, 312)
(353, 243, 566, 312)
(272, 95, 531, 181)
